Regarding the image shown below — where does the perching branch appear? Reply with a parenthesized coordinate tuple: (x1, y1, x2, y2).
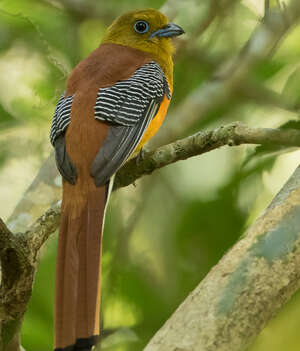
(8, 120, 300, 233)
(142, 162, 300, 351)
(1, 121, 300, 350)
(6, 122, 300, 234)
(4, 119, 300, 236)
(113, 122, 300, 189)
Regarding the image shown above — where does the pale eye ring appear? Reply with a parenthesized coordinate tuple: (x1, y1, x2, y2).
(134, 20, 149, 34)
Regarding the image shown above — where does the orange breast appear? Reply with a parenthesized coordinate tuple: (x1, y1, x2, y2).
(135, 95, 170, 152)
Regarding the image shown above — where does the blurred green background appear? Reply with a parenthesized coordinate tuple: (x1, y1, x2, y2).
(1, 0, 300, 350)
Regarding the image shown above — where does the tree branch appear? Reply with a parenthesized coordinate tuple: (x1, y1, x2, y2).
(2, 121, 300, 350)
(142, 162, 300, 351)
(2, 120, 300, 263)
(0, 220, 33, 351)
(7, 153, 61, 233)
(0, 202, 61, 351)
(113, 122, 300, 189)
(6, 121, 300, 242)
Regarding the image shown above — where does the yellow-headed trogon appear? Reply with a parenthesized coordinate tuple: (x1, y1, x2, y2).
(50, 8, 184, 351)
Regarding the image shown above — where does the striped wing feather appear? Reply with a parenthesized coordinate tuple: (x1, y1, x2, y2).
(50, 61, 170, 186)
(94, 62, 170, 126)
(50, 95, 74, 146)
(90, 98, 160, 186)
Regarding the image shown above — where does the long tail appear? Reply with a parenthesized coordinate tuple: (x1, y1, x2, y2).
(54, 179, 112, 351)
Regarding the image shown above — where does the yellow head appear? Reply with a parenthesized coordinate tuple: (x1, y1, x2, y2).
(102, 9, 184, 78)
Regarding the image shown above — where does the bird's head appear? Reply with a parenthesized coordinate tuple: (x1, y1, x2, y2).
(102, 9, 184, 57)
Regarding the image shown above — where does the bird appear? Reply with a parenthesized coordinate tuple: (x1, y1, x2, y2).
(50, 8, 184, 351)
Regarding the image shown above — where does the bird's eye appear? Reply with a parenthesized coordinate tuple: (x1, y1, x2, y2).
(134, 20, 149, 34)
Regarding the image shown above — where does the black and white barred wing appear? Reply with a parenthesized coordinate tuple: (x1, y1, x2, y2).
(91, 61, 171, 186)
(50, 94, 77, 184)
(94, 61, 170, 125)
(49, 62, 171, 186)
(50, 94, 74, 146)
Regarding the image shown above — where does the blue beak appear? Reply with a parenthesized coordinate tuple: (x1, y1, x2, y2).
(149, 23, 184, 39)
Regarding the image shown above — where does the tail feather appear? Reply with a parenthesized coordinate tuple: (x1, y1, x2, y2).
(54, 181, 109, 351)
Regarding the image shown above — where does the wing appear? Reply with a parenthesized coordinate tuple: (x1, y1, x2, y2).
(50, 94, 77, 184)
(50, 62, 171, 186)
(91, 98, 161, 186)
(50, 94, 73, 146)
(91, 61, 171, 186)
(94, 61, 171, 126)
(54, 134, 77, 185)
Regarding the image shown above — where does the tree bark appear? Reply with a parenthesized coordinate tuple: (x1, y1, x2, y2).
(0, 204, 60, 351)
(143, 165, 300, 351)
